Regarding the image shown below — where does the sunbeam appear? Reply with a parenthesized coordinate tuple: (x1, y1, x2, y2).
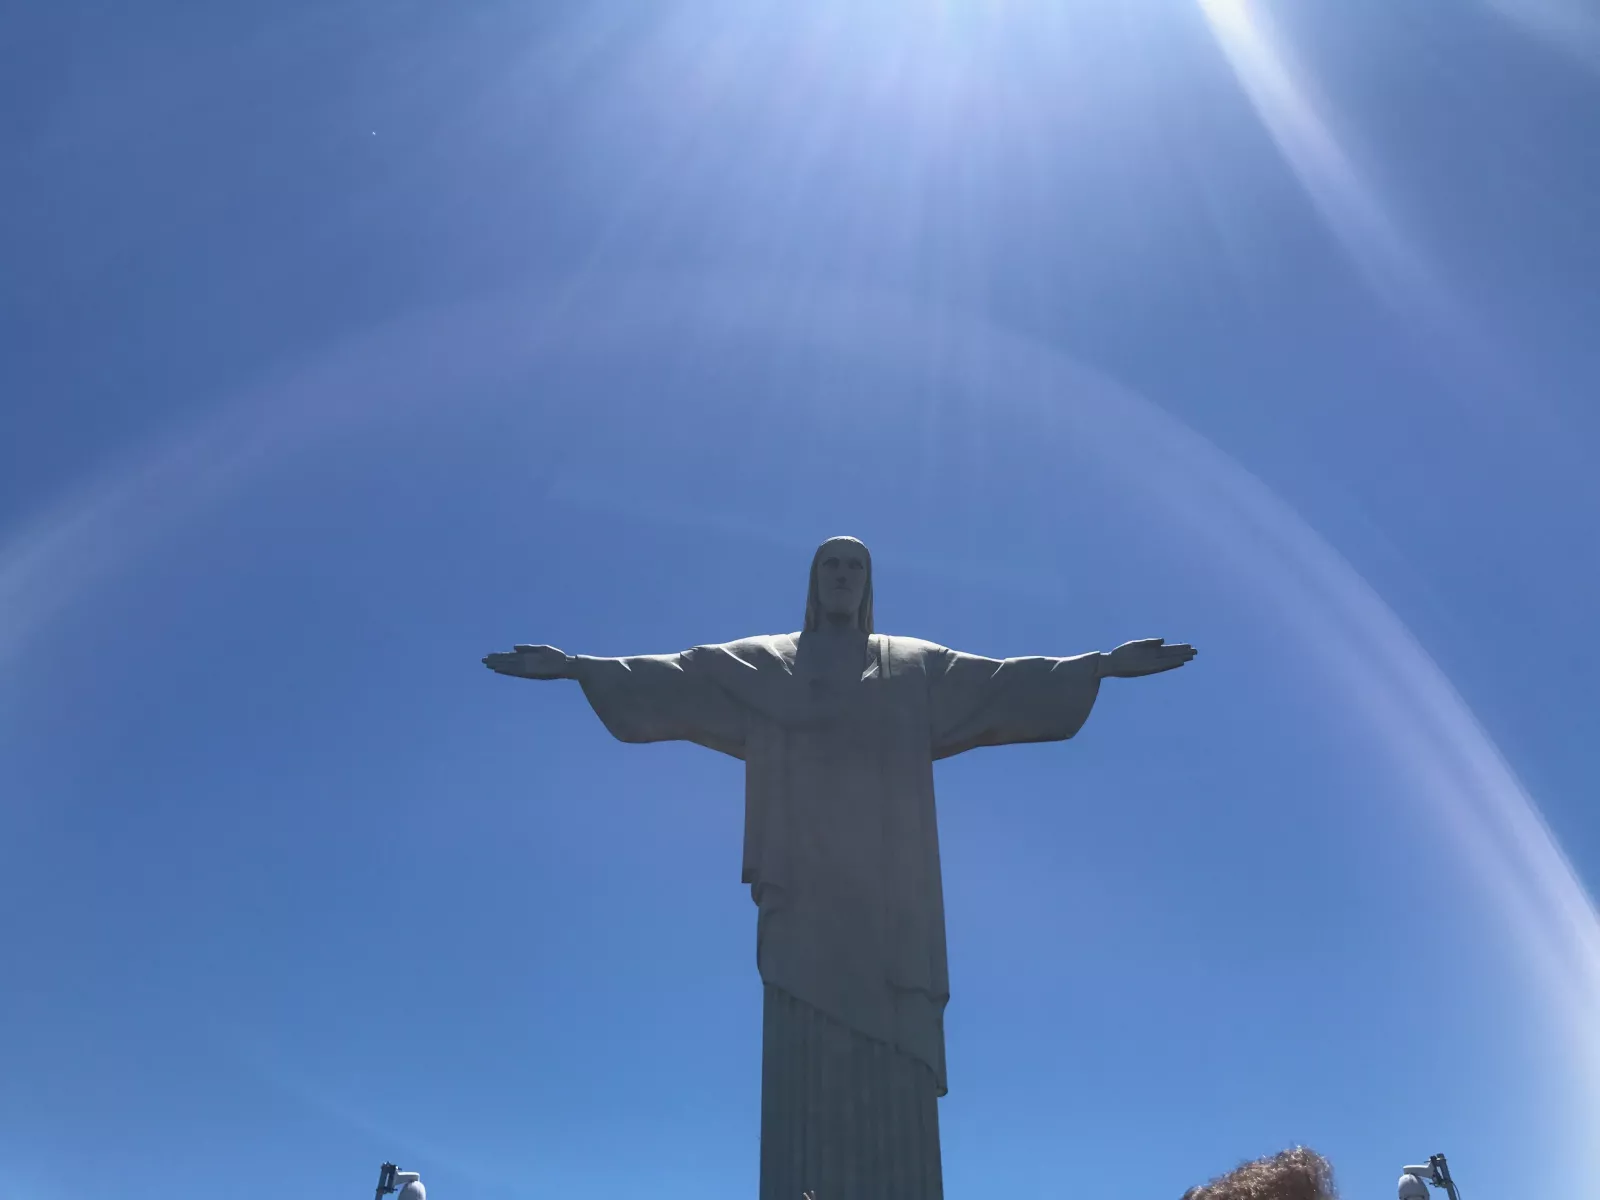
(1195, 0, 1449, 317)
(1485, 0, 1600, 69)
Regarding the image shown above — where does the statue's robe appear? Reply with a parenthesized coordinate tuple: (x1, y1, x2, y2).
(576, 631, 1101, 1200)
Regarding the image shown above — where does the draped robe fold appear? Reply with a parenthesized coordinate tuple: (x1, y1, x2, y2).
(576, 632, 1100, 1199)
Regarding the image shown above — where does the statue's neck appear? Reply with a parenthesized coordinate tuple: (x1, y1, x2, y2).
(810, 616, 867, 646)
(802, 622, 868, 676)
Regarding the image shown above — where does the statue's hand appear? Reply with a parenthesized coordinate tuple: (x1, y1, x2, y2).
(482, 644, 572, 680)
(1099, 638, 1197, 679)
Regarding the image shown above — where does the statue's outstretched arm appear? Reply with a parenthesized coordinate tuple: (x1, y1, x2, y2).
(483, 642, 746, 757)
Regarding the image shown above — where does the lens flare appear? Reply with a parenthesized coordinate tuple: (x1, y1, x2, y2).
(1484, 0, 1600, 68)
(1195, 0, 1447, 317)
(3, 280, 1595, 1185)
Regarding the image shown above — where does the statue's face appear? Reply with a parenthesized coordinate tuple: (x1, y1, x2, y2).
(815, 542, 868, 620)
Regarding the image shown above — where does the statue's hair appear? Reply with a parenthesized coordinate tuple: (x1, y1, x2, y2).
(1183, 1148, 1337, 1200)
(804, 536, 874, 634)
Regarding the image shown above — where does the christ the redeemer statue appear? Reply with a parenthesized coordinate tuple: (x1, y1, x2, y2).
(483, 536, 1195, 1200)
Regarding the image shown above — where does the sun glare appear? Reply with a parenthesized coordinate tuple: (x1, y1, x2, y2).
(1194, 0, 1445, 320)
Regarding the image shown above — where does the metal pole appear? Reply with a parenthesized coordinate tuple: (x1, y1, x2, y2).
(1429, 1154, 1460, 1200)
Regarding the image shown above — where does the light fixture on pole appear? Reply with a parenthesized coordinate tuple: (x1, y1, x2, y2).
(1399, 1153, 1459, 1200)
(374, 1162, 426, 1200)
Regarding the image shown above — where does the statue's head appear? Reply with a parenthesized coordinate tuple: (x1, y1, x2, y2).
(804, 536, 874, 633)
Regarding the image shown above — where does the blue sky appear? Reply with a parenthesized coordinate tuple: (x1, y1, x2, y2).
(3, 2, 1598, 1199)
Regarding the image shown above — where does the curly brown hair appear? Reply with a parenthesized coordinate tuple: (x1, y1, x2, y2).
(1183, 1147, 1337, 1200)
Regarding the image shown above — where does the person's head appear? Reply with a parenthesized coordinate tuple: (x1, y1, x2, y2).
(804, 536, 873, 633)
(1183, 1148, 1337, 1200)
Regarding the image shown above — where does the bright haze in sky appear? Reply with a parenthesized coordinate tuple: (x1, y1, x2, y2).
(2, 2, 1597, 1199)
